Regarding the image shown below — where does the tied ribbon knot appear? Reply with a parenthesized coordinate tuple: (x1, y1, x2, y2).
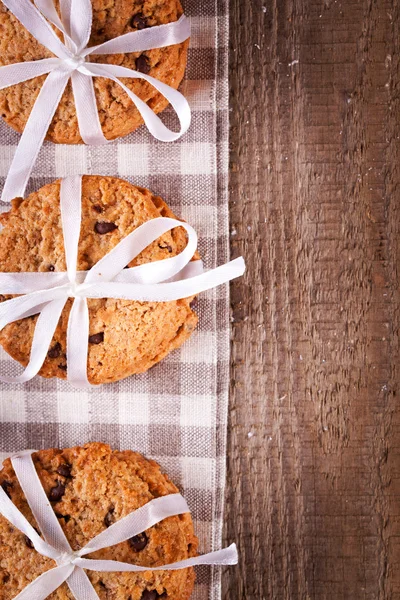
(0, 451, 238, 600)
(0, 175, 245, 388)
(57, 550, 82, 568)
(63, 56, 86, 70)
(0, 0, 192, 202)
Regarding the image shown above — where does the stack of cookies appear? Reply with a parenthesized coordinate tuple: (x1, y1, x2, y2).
(0, 0, 189, 142)
(0, 443, 198, 600)
(0, 176, 199, 385)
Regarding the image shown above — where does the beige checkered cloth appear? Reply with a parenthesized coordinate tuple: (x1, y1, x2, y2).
(0, 2, 230, 599)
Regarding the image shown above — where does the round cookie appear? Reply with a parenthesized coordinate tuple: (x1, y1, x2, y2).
(0, 0, 188, 143)
(0, 176, 199, 384)
(0, 442, 198, 600)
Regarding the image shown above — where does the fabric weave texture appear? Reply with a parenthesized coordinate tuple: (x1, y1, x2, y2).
(0, 2, 229, 599)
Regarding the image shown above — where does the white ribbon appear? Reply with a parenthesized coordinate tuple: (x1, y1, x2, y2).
(0, 450, 238, 600)
(0, 0, 192, 202)
(0, 175, 245, 388)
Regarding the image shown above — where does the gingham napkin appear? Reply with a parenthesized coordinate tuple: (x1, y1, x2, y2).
(0, 2, 229, 599)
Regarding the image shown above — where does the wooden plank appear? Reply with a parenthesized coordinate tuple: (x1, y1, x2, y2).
(223, 1, 400, 598)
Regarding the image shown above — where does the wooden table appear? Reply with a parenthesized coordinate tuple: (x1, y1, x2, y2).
(223, 1, 400, 598)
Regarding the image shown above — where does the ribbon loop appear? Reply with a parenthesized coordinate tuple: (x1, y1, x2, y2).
(84, 63, 191, 142)
(0, 451, 238, 600)
(0, 0, 192, 202)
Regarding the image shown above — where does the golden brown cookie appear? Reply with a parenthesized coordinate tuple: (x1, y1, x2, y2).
(0, 0, 188, 143)
(0, 175, 199, 384)
(0, 442, 198, 600)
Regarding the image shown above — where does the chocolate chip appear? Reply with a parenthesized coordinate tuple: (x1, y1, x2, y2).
(141, 592, 166, 600)
(57, 464, 72, 478)
(104, 507, 114, 527)
(92, 204, 103, 213)
(1, 481, 12, 499)
(131, 14, 148, 29)
(49, 483, 65, 502)
(129, 532, 148, 552)
(158, 243, 173, 253)
(141, 592, 157, 600)
(2, 572, 10, 583)
(189, 298, 197, 309)
(25, 526, 41, 547)
(95, 221, 118, 234)
(58, 364, 67, 371)
(55, 512, 70, 523)
(89, 332, 104, 344)
(48, 342, 61, 359)
(136, 54, 150, 74)
(48, 265, 55, 272)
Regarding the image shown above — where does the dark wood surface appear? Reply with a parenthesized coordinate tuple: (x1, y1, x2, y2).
(223, 1, 400, 599)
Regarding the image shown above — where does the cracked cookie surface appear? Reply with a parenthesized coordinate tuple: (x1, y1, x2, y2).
(0, 0, 188, 143)
(0, 175, 199, 384)
(0, 442, 198, 600)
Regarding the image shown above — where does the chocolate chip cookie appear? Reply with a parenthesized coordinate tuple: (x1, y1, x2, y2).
(0, 442, 198, 600)
(0, 0, 188, 143)
(0, 175, 199, 384)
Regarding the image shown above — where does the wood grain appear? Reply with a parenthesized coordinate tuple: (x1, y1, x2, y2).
(223, 1, 400, 599)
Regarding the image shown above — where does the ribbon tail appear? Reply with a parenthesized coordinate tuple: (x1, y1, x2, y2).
(59, 0, 72, 37)
(66, 296, 91, 389)
(0, 59, 59, 89)
(83, 14, 190, 55)
(1, 69, 71, 202)
(69, 0, 92, 52)
(71, 71, 108, 145)
(158, 543, 239, 569)
(75, 543, 239, 573)
(12, 564, 74, 600)
(36, 0, 92, 53)
(0, 271, 70, 295)
(0, 286, 68, 325)
(82, 63, 190, 142)
(59, 175, 83, 282)
(34, 0, 76, 52)
(11, 452, 73, 552)
(0, 298, 66, 385)
(82, 257, 246, 302)
(67, 566, 101, 600)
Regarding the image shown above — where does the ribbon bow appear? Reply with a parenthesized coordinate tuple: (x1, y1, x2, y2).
(0, 0, 191, 202)
(0, 175, 245, 388)
(0, 450, 238, 600)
